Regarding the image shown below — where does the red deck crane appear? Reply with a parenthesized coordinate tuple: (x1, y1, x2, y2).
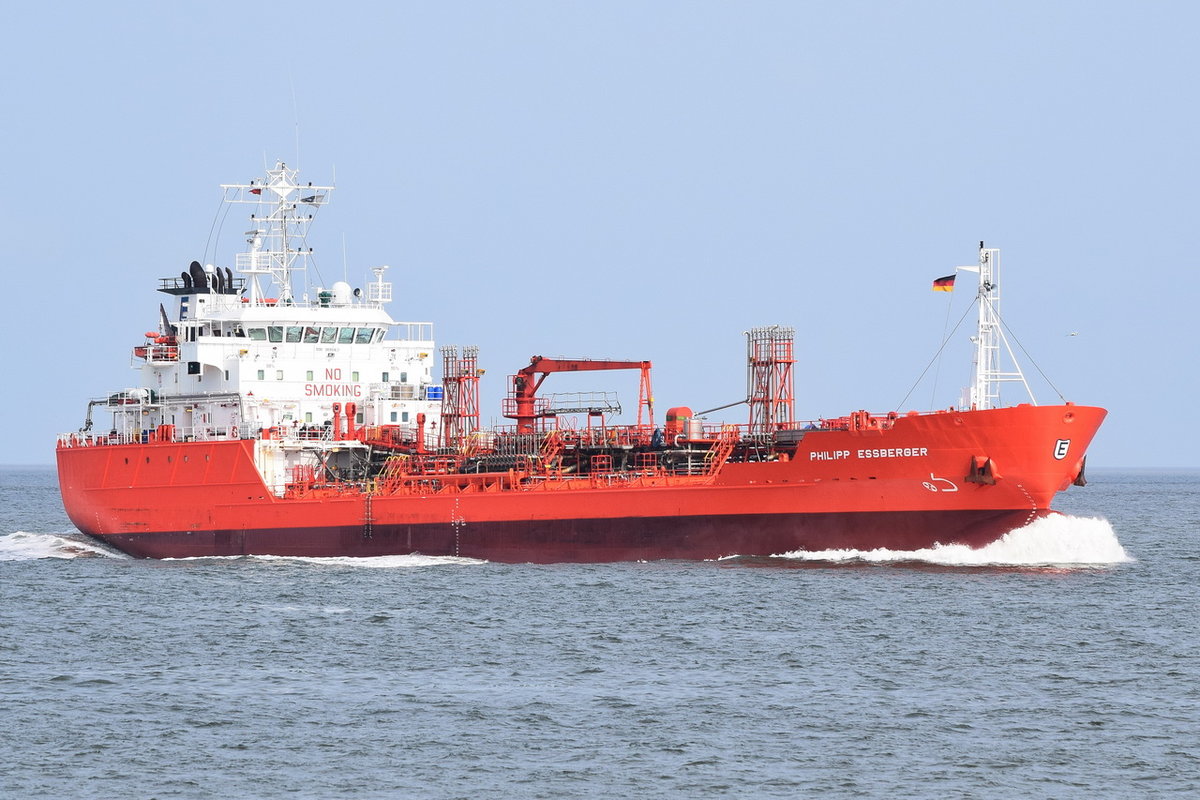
(504, 356, 654, 434)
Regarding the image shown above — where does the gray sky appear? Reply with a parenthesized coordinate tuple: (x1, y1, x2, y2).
(3, 1, 1194, 467)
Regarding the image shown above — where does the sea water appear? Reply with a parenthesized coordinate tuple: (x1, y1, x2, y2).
(1, 466, 1197, 798)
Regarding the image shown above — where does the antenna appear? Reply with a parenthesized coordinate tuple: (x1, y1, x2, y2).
(966, 243, 1035, 409)
(221, 162, 333, 304)
(369, 266, 393, 306)
(290, 73, 301, 170)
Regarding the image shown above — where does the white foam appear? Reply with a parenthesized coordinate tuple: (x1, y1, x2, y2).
(775, 514, 1131, 567)
(0, 531, 128, 561)
(4, 516, 1130, 568)
(0, 533, 483, 566)
(246, 553, 488, 568)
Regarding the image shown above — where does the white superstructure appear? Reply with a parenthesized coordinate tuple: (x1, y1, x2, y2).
(93, 162, 442, 490)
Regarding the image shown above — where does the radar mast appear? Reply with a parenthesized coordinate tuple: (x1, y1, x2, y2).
(220, 162, 333, 304)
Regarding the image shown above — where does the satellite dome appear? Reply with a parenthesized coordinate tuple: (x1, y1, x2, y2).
(331, 281, 353, 305)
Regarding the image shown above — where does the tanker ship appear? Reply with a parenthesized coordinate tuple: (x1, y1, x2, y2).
(56, 162, 1104, 561)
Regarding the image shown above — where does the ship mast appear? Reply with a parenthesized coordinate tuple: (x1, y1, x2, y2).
(963, 242, 1034, 410)
(220, 162, 333, 304)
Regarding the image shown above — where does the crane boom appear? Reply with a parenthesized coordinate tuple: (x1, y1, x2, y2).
(508, 356, 654, 433)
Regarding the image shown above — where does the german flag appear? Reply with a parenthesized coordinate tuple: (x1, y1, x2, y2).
(932, 274, 956, 292)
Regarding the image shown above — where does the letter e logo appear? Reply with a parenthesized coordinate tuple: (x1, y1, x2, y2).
(1053, 439, 1071, 460)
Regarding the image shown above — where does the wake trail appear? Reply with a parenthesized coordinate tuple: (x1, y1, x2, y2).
(0, 531, 129, 561)
(4, 515, 1129, 568)
(239, 554, 487, 568)
(0, 533, 482, 566)
(774, 514, 1130, 567)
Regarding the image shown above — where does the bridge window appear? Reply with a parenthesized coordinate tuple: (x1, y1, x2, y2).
(267, 326, 282, 343)
(355, 327, 374, 344)
(286, 326, 303, 343)
(338, 327, 355, 344)
(320, 327, 338, 343)
(303, 327, 320, 344)
(248, 328, 266, 341)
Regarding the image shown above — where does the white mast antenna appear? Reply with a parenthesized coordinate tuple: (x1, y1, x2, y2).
(962, 242, 1035, 409)
(221, 162, 332, 304)
(290, 73, 301, 171)
(369, 266, 393, 308)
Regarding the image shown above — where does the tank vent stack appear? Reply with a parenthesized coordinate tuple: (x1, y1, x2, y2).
(441, 345, 481, 448)
(746, 325, 796, 441)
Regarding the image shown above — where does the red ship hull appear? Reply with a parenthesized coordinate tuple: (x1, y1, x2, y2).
(57, 404, 1105, 562)
(81, 510, 1047, 561)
